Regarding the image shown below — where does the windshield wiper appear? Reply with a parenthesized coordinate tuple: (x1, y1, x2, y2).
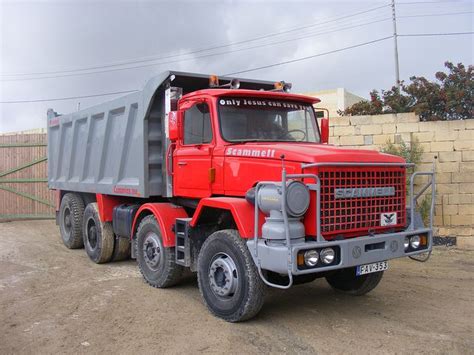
(225, 139, 279, 145)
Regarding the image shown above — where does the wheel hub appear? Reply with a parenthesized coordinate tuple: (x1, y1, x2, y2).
(87, 223, 98, 249)
(64, 208, 72, 233)
(208, 253, 238, 297)
(143, 232, 161, 269)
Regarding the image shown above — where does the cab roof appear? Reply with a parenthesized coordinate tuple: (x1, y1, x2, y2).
(181, 89, 321, 105)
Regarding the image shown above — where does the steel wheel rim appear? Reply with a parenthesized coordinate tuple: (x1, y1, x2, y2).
(143, 232, 162, 271)
(208, 253, 238, 298)
(63, 207, 72, 236)
(85, 217, 98, 249)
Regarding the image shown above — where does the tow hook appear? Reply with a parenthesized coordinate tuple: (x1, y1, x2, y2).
(409, 251, 432, 262)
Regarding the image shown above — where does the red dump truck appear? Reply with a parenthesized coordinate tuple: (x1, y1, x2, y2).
(48, 71, 435, 322)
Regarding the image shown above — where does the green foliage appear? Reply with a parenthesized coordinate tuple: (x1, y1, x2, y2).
(418, 195, 432, 227)
(381, 137, 423, 174)
(341, 90, 383, 116)
(339, 61, 473, 121)
(435, 62, 474, 120)
(381, 138, 430, 224)
(380, 86, 414, 114)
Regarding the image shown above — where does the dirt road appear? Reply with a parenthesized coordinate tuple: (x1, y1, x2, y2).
(0, 220, 472, 354)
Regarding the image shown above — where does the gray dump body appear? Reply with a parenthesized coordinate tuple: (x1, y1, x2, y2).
(48, 71, 275, 198)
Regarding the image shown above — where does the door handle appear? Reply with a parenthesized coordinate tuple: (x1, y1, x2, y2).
(178, 161, 187, 166)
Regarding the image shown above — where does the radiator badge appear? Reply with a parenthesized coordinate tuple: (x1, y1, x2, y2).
(381, 212, 398, 226)
(334, 187, 395, 199)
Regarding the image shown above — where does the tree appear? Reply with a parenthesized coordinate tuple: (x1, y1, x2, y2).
(436, 62, 473, 120)
(341, 90, 383, 116)
(338, 61, 473, 120)
(404, 76, 444, 121)
(381, 85, 414, 114)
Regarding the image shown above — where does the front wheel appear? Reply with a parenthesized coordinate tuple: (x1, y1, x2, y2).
(136, 215, 183, 288)
(197, 229, 265, 322)
(325, 267, 384, 296)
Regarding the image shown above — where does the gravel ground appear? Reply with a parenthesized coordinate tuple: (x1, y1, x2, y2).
(0, 220, 473, 354)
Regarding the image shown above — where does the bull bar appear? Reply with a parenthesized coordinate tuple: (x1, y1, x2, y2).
(248, 162, 436, 289)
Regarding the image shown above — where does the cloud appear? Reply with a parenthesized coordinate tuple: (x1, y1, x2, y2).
(1, 0, 472, 132)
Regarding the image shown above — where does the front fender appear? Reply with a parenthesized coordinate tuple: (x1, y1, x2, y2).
(131, 203, 188, 247)
(190, 197, 264, 238)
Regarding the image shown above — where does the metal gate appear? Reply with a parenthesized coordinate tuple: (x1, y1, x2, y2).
(0, 131, 55, 220)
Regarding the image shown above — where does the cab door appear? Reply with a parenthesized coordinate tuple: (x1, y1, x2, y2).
(173, 102, 214, 198)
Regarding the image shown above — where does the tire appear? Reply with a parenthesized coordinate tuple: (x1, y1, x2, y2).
(136, 215, 183, 288)
(82, 203, 115, 264)
(111, 236, 131, 262)
(59, 193, 85, 249)
(326, 267, 384, 296)
(197, 229, 265, 322)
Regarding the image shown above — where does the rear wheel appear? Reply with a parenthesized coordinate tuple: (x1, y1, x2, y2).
(136, 215, 183, 288)
(197, 229, 265, 322)
(59, 193, 85, 249)
(326, 267, 384, 296)
(82, 203, 114, 264)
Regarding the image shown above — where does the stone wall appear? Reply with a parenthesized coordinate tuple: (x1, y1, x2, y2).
(306, 88, 365, 118)
(329, 112, 474, 249)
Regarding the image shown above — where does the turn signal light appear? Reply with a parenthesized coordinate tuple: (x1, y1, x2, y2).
(209, 74, 219, 88)
(273, 81, 292, 92)
(274, 81, 284, 90)
(208, 167, 216, 183)
(297, 253, 305, 266)
(420, 234, 428, 246)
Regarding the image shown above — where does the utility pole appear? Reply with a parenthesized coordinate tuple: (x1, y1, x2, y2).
(391, 0, 400, 88)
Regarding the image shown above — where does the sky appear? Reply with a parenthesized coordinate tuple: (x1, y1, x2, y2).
(0, 0, 473, 133)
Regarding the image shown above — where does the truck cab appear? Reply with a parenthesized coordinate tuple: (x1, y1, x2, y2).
(171, 89, 322, 198)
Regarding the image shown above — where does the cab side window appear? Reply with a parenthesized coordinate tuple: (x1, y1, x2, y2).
(287, 109, 317, 141)
(183, 103, 212, 145)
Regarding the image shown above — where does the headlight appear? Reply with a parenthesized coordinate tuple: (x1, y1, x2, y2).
(286, 181, 310, 217)
(320, 248, 335, 264)
(404, 236, 410, 250)
(256, 180, 310, 218)
(304, 250, 319, 267)
(410, 235, 421, 249)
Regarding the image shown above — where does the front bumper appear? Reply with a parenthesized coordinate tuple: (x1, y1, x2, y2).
(247, 227, 432, 275)
(250, 162, 436, 288)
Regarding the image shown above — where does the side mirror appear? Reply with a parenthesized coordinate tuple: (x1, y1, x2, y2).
(168, 111, 182, 141)
(320, 118, 329, 144)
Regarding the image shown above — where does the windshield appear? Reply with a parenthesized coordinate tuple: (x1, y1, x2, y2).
(218, 97, 320, 143)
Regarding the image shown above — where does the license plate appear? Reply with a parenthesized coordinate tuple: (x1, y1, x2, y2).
(356, 261, 388, 276)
